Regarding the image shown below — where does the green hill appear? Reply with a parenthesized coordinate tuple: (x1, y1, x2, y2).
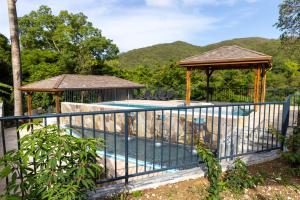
(119, 37, 288, 68)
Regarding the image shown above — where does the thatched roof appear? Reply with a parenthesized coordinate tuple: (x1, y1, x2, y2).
(179, 45, 272, 69)
(20, 74, 144, 92)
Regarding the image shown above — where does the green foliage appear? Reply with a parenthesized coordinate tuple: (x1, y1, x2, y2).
(275, 0, 300, 55)
(131, 191, 143, 198)
(223, 158, 263, 194)
(282, 126, 300, 167)
(196, 143, 223, 200)
(0, 123, 103, 199)
(19, 5, 119, 81)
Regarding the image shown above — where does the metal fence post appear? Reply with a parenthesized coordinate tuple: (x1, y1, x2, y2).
(124, 112, 129, 185)
(217, 107, 222, 160)
(281, 97, 290, 150)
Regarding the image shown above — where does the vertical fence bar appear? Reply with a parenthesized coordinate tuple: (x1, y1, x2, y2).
(257, 104, 261, 151)
(114, 113, 117, 178)
(267, 104, 271, 149)
(281, 97, 290, 150)
(124, 112, 129, 184)
(161, 110, 164, 168)
(230, 106, 234, 159)
(144, 111, 147, 172)
(225, 106, 228, 157)
(242, 105, 245, 154)
(211, 107, 214, 149)
(191, 108, 194, 162)
(217, 107, 222, 159)
(272, 103, 276, 148)
(1, 120, 8, 186)
(176, 110, 179, 166)
(183, 108, 187, 164)
(136, 112, 139, 173)
(169, 110, 172, 167)
(69, 115, 72, 136)
(103, 114, 107, 177)
(262, 104, 266, 150)
(236, 106, 240, 155)
(153, 110, 156, 170)
(252, 104, 256, 151)
(247, 104, 251, 152)
(81, 115, 84, 138)
(15, 119, 24, 197)
(276, 104, 280, 147)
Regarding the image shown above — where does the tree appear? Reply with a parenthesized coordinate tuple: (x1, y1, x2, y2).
(275, 0, 300, 52)
(7, 0, 23, 116)
(0, 33, 12, 85)
(19, 5, 119, 81)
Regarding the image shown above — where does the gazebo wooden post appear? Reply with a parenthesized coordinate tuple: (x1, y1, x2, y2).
(185, 67, 192, 106)
(261, 66, 267, 103)
(55, 92, 62, 113)
(26, 92, 33, 116)
(253, 66, 261, 110)
(205, 69, 214, 102)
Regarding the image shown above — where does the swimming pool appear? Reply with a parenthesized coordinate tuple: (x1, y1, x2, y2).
(70, 127, 199, 169)
(99, 102, 253, 116)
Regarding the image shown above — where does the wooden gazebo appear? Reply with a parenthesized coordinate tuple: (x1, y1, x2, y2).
(19, 74, 144, 115)
(179, 45, 272, 105)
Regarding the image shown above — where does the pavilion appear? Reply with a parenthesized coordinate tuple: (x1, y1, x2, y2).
(19, 74, 144, 115)
(179, 45, 272, 105)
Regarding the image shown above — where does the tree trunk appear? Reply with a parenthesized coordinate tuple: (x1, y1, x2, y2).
(7, 0, 23, 116)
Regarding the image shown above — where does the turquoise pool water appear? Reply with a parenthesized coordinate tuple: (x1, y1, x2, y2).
(99, 102, 253, 116)
(100, 102, 171, 109)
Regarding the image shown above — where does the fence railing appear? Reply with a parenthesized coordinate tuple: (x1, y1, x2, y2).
(192, 87, 300, 102)
(0, 95, 299, 188)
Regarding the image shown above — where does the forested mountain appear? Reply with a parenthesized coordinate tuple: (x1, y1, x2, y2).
(119, 37, 298, 68)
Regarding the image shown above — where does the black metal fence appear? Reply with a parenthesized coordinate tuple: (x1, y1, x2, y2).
(193, 87, 300, 102)
(0, 95, 299, 187)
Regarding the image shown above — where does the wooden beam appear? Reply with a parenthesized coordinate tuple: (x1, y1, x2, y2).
(185, 67, 192, 106)
(27, 93, 32, 116)
(55, 93, 61, 113)
(261, 67, 267, 103)
(253, 66, 261, 110)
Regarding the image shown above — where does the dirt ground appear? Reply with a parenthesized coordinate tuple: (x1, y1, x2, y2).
(121, 158, 300, 200)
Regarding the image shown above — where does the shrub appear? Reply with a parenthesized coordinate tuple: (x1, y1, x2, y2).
(282, 126, 300, 168)
(196, 143, 223, 200)
(223, 158, 263, 194)
(0, 123, 103, 200)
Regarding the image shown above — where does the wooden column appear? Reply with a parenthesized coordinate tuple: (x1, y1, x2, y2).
(253, 66, 261, 110)
(185, 67, 192, 106)
(205, 69, 214, 102)
(27, 92, 32, 116)
(55, 93, 61, 113)
(260, 66, 267, 103)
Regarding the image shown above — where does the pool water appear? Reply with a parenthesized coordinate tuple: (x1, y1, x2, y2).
(100, 102, 172, 109)
(70, 128, 199, 169)
(99, 102, 253, 116)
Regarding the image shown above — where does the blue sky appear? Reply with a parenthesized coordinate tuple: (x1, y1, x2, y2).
(0, 0, 282, 52)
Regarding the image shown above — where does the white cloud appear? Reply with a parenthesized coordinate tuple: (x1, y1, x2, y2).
(0, 0, 219, 51)
(94, 8, 219, 51)
(145, 0, 176, 7)
(0, 0, 262, 51)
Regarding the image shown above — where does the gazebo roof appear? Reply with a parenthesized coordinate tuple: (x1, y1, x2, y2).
(179, 45, 272, 69)
(20, 74, 144, 92)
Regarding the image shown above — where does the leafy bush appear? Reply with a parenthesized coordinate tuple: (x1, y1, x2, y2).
(282, 126, 300, 168)
(223, 158, 263, 194)
(0, 123, 103, 200)
(196, 143, 223, 200)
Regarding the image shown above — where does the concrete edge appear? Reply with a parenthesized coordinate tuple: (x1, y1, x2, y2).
(89, 150, 280, 199)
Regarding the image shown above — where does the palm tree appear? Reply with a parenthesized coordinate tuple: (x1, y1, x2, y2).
(7, 0, 22, 116)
